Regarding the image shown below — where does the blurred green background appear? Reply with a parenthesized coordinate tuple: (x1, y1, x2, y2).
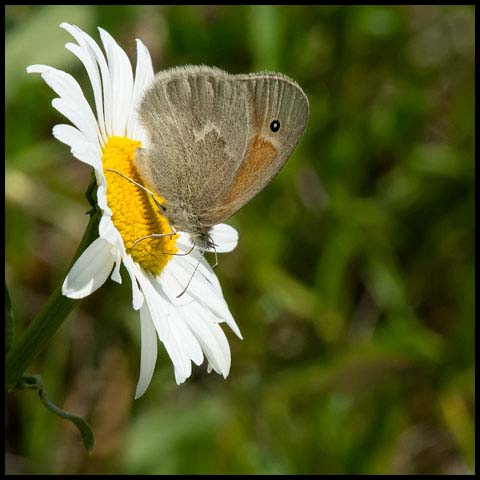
(5, 5, 475, 475)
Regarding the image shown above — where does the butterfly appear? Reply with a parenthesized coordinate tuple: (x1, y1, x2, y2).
(135, 65, 309, 251)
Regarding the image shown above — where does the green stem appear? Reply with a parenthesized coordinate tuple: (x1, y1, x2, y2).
(20, 374, 95, 452)
(6, 184, 101, 391)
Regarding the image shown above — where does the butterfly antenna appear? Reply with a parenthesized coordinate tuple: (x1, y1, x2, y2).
(106, 168, 165, 212)
(212, 243, 219, 269)
(176, 253, 202, 298)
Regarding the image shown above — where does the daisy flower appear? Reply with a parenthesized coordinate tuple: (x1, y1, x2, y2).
(27, 23, 242, 398)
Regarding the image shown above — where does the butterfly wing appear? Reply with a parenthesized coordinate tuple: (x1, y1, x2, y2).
(135, 66, 251, 225)
(207, 73, 309, 225)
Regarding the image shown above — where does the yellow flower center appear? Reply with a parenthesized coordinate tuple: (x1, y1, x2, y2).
(102, 136, 178, 275)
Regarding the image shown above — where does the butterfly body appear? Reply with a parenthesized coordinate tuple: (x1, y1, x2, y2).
(135, 65, 309, 250)
(163, 200, 214, 249)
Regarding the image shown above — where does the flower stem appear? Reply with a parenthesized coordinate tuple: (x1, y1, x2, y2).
(5, 181, 101, 391)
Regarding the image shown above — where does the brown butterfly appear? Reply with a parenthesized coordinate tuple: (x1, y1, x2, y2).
(135, 65, 309, 250)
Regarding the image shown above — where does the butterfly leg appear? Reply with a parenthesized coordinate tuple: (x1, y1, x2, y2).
(105, 168, 166, 212)
(131, 232, 176, 248)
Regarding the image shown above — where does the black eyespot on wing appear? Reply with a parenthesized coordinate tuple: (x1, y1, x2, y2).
(270, 120, 280, 132)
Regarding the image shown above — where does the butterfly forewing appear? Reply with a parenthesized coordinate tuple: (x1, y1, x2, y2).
(136, 66, 250, 215)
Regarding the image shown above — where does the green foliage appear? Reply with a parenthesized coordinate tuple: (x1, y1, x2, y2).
(5, 5, 474, 475)
(6, 284, 14, 353)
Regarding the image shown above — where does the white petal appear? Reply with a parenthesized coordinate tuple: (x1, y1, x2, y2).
(209, 321, 232, 378)
(98, 27, 134, 137)
(128, 39, 155, 141)
(51, 97, 98, 146)
(163, 316, 192, 383)
(52, 124, 101, 169)
(64, 41, 107, 145)
(30, 67, 100, 143)
(169, 254, 242, 338)
(26, 64, 51, 74)
(143, 297, 191, 381)
(62, 238, 115, 298)
(144, 273, 208, 383)
(110, 248, 122, 284)
(148, 273, 204, 366)
(96, 211, 146, 313)
(96, 185, 112, 216)
(61, 23, 114, 137)
(99, 215, 119, 244)
(134, 266, 170, 339)
(121, 255, 145, 311)
(174, 368, 187, 385)
(180, 303, 230, 377)
(165, 257, 240, 338)
(174, 224, 238, 253)
(208, 224, 238, 252)
(135, 304, 158, 399)
(171, 309, 204, 366)
(94, 168, 107, 192)
(215, 312, 242, 340)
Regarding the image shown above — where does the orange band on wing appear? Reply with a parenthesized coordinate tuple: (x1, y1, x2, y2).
(223, 136, 278, 205)
(206, 136, 279, 225)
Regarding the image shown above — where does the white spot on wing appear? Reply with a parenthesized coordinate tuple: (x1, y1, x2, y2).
(193, 121, 221, 142)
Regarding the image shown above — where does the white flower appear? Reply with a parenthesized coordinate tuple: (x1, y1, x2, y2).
(27, 23, 242, 398)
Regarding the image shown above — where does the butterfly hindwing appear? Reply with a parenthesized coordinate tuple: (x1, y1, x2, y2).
(208, 73, 309, 224)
